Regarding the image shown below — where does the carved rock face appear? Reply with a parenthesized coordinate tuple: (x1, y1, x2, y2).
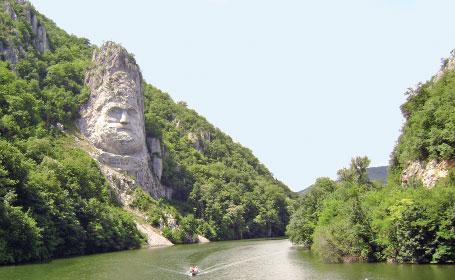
(91, 72, 145, 155)
(79, 42, 169, 199)
(80, 42, 145, 156)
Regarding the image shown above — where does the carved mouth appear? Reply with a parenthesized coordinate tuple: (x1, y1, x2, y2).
(108, 124, 131, 131)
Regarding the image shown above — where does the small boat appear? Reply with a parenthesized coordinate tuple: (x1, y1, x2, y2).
(189, 266, 199, 276)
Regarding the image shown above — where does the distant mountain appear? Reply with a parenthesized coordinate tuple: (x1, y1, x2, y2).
(367, 166, 388, 183)
(297, 166, 388, 195)
(297, 187, 311, 195)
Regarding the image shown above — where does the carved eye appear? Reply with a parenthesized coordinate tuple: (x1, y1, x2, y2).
(128, 108, 138, 117)
(107, 107, 123, 121)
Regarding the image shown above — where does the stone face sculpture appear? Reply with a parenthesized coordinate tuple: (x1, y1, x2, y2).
(79, 42, 169, 200)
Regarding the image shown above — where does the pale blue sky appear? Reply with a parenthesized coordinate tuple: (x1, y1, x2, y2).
(31, 0, 455, 191)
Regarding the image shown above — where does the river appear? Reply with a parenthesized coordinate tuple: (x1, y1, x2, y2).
(1, 239, 454, 280)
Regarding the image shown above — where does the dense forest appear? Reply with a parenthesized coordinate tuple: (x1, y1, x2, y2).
(142, 85, 292, 241)
(287, 56, 455, 263)
(0, 0, 292, 265)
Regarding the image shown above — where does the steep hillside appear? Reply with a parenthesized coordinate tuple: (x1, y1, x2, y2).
(0, 0, 143, 265)
(287, 51, 455, 264)
(143, 85, 292, 239)
(390, 53, 455, 187)
(0, 0, 292, 264)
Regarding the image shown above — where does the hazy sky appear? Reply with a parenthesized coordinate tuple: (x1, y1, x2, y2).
(31, 0, 455, 191)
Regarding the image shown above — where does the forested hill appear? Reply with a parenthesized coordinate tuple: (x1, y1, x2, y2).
(287, 51, 455, 264)
(389, 53, 455, 186)
(143, 85, 293, 239)
(0, 0, 292, 265)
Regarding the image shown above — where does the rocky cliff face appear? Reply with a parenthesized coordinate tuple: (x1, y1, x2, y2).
(0, 40, 21, 64)
(147, 137, 163, 180)
(3, 1, 17, 20)
(23, 4, 49, 54)
(187, 130, 211, 152)
(402, 160, 454, 188)
(78, 42, 171, 200)
(0, 0, 49, 64)
(398, 50, 455, 188)
(434, 49, 455, 81)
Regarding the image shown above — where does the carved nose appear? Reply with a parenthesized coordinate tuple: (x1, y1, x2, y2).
(119, 111, 129, 124)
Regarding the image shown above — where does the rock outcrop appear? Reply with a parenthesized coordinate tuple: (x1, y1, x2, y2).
(197, 235, 210, 243)
(147, 137, 163, 180)
(3, 1, 17, 20)
(0, 40, 20, 64)
(434, 49, 455, 81)
(78, 42, 170, 199)
(75, 132, 174, 247)
(402, 160, 455, 188)
(0, 0, 49, 64)
(188, 130, 211, 152)
(24, 6, 49, 54)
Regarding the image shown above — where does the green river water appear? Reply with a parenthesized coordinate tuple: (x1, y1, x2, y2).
(0, 239, 454, 280)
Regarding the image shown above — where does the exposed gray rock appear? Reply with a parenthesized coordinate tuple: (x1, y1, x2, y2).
(402, 160, 454, 188)
(201, 130, 211, 142)
(3, 2, 17, 20)
(162, 213, 178, 229)
(24, 7, 49, 54)
(188, 130, 211, 152)
(79, 42, 170, 199)
(0, 2, 20, 63)
(434, 49, 455, 81)
(197, 235, 210, 243)
(0, 1, 49, 64)
(0, 41, 19, 64)
(147, 137, 163, 180)
(100, 165, 137, 206)
(34, 23, 49, 53)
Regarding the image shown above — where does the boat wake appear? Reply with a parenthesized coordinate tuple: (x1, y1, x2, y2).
(197, 251, 283, 275)
(142, 250, 283, 277)
(144, 263, 189, 276)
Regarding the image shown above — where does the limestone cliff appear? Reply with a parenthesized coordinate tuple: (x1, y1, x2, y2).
(0, 0, 49, 64)
(402, 160, 455, 188)
(434, 49, 455, 82)
(187, 130, 211, 152)
(395, 50, 455, 188)
(147, 137, 163, 180)
(23, 3, 49, 54)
